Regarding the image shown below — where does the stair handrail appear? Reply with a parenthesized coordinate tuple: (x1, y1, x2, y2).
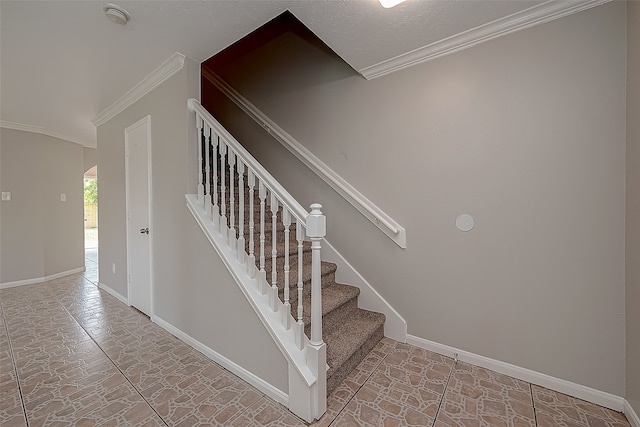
(189, 98, 309, 225)
(188, 98, 327, 421)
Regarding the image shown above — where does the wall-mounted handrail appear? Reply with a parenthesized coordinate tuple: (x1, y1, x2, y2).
(202, 69, 407, 248)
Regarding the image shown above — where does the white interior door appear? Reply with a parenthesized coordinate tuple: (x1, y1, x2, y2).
(125, 116, 152, 316)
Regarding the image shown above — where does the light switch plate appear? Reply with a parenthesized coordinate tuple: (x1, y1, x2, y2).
(1, 192, 11, 201)
(60, 193, 66, 202)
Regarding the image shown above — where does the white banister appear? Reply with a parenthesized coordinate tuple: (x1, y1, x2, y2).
(259, 181, 267, 292)
(270, 194, 279, 313)
(248, 170, 256, 278)
(188, 98, 309, 224)
(212, 133, 220, 226)
(237, 161, 246, 264)
(187, 98, 326, 422)
(204, 124, 212, 216)
(282, 209, 291, 330)
(228, 151, 236, 249)
(219, 141, 227, 234)
(196, 115, 204, 204)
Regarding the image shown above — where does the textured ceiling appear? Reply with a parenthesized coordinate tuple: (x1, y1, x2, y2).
(0, 0, 603, 147)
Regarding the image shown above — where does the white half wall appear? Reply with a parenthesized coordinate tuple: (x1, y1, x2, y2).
(96, 55, 288, 395)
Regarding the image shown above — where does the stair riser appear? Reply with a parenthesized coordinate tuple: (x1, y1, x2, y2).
(303, 296, 358, 335)
(259, 265, 336, 291)
(216, 200, 285, 217)
(282, 283, 361, 326)
(227, 218, 295, 236)
(242, 233, 310, 252)
(326, 324, 384, 394)
(252, 252, 313, 274)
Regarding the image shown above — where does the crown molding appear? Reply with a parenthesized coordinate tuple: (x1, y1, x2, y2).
(359, 0, 611, 80)
(0, 120, 89, 147)
(92, 52, 186, 127)
(0, 120, 44, 134)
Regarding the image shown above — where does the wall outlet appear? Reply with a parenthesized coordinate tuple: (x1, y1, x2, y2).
(112, 263, 116, 274)
(1, 192, 11, 201)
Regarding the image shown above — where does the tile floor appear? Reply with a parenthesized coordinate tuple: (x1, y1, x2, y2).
(0, 252, 632, 426)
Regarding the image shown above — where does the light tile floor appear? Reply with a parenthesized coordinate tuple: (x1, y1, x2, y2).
(0, 259, 632, 426)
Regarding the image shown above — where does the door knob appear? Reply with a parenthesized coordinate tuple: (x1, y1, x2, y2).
(140, 227, 149, 234)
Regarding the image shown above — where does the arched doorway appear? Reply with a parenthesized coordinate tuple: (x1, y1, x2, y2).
(84, 165, 98, 283)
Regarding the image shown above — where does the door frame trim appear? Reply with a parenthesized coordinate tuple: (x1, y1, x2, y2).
(124, 115, 154, 317)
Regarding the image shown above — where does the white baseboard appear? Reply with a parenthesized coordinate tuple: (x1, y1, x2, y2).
(97, 282, 129, 305)
(0, 267, 85, 289)
(407, 334, 625, 412)
(152, 315, 288, 407)
(626, 399, 640, 427)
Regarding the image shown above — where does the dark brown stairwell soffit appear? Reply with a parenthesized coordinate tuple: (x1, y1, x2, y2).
(202, 10, 353, 73)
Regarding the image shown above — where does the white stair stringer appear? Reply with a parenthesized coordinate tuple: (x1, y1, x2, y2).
(186, 194, 324, 422)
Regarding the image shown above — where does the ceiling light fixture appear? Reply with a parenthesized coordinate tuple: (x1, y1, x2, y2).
(104, 4, 130, 25)
(379, 0, 407, 8)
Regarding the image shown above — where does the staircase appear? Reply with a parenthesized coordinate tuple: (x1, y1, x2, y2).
(187, 98, 385, 421)
(225, 172, 386, 394)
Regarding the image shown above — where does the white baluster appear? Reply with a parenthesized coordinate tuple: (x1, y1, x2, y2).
(219, 141, 227, 234)
(196, 115, 204, 204)
(248, 171, 256, 279)
(237, 160, 245, 264)
(282, 209, 291, 330)
(204, 124, 212, 216)
(259, 181, 267, 293)
(270, 194, 279, 312)
(212, 133, 219, 226)
(228, 150, 236, 249)
(296, 222, 305, 349)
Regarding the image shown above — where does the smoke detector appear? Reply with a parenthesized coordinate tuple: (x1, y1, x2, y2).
(104, 4, 130, 25)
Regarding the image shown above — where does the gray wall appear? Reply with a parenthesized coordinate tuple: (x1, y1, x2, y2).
(0, 128, 84, 283)
(626, 0, 640, 415)
(96, 59, 288, 394)
(83, 147, 97, 174)
(208, 2, 627, 396)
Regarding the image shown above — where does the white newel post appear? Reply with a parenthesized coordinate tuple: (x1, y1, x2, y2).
(306, 203, 327, 418)
(196, 115, 204, 204)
